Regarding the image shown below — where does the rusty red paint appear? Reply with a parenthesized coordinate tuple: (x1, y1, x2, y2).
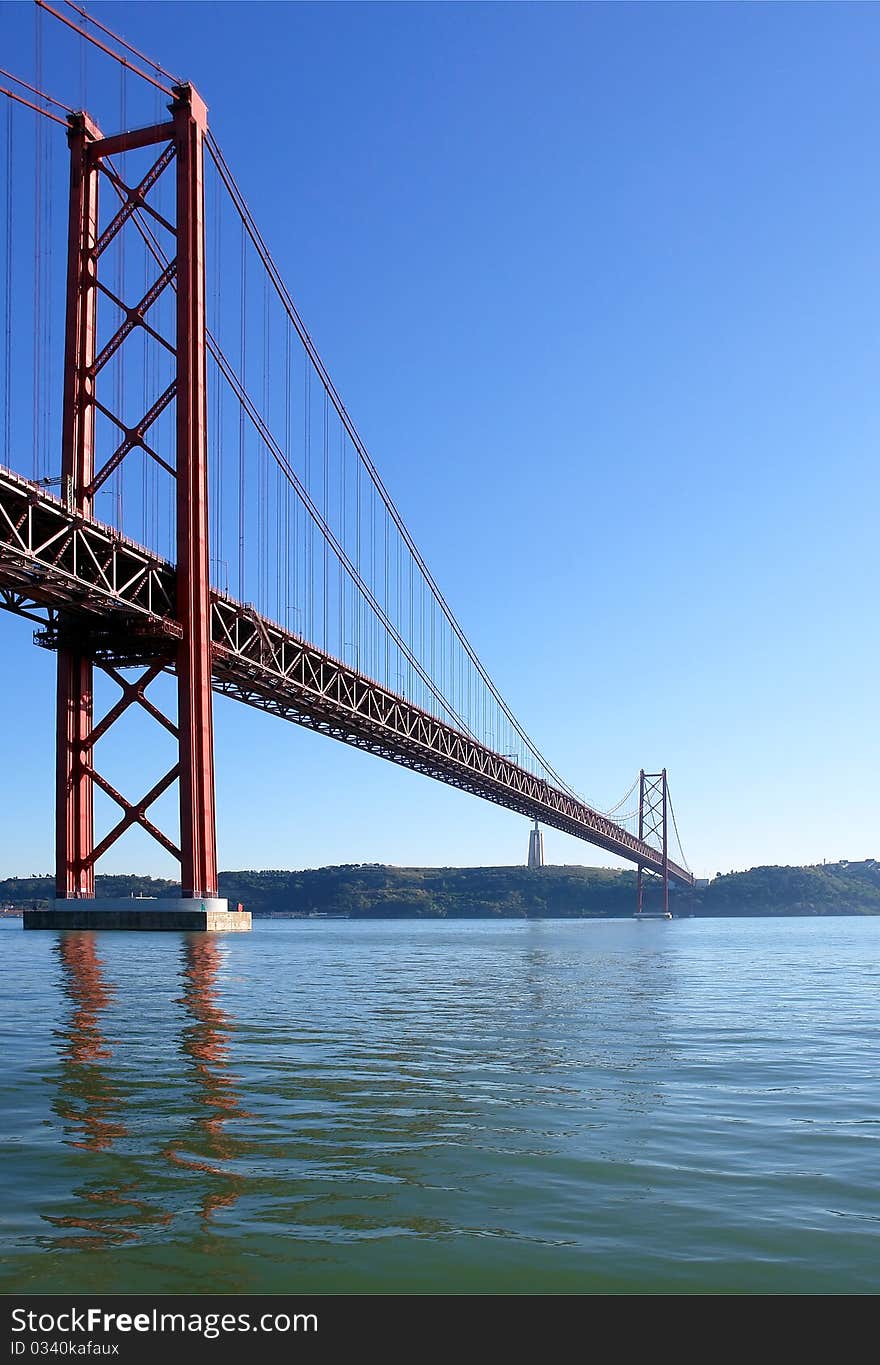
(56, 111, 100, 899)
(53, 90, 219, 899)
(172, 84, 218, 899)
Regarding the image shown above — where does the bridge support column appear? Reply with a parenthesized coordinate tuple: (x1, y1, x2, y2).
(636, 769, 669, 918)
(173, 84, 218, 900)
(55, 112, 100, 900)
(56, 654, 94, 899)
(41, 90, 234, 926)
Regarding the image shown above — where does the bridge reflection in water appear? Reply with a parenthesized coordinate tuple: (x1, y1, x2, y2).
(162, 936, 252, 1224)
(46, 933, 249, 1248)
(52, 934, 125, 1152)
(15, 919, 700, 1293)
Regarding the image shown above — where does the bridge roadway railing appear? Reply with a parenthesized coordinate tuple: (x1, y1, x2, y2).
(0, 466, 693, 886)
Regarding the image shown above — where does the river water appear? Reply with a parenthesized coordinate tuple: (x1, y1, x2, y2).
(1, 915, 878, 1294)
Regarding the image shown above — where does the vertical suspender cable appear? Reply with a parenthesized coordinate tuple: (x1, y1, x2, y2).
(304, 364, 311, 642)
(238, 219, 246, 600)
(79, 13, 86, 107)
(338, 425, 344, 657)
(4, 101, 12, 460)
(384, 503, 390, 687)
(355, 436, 361, 669)
(285, 320, 291, 625)
(341, 420, 348, 656)
(260, 269, 268, 614)
(42, 81, 53, 482)
(32, 14, 42, 479)
(322, 388, 328, 652)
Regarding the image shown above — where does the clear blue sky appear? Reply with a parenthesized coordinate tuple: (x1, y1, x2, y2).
(1, 1, 877, 881)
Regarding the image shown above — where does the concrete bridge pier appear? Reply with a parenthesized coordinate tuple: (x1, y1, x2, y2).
(23, 898, 252, 932)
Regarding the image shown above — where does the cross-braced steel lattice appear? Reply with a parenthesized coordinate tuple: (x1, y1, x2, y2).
(636, 769, 669, 916)
(56, 85, 216, 899)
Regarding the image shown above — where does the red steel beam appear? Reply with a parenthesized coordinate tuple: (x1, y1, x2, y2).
(51, 88, 218, 899)
(52, 85, 218, 895)
(56, 111, 101, 899)
(172, 84, 218, 899)
(91, 121, 175, 160)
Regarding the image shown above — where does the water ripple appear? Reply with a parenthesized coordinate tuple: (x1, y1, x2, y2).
(2, 916, 880, 1292)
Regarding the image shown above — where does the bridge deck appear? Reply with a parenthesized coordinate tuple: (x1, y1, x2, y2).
(0, 466, 693, 886)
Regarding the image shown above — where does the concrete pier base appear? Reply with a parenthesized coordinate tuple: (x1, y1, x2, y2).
(23, 897, 252, 932)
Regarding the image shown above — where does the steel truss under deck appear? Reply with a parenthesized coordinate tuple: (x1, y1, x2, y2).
(0, 464, 693, 887)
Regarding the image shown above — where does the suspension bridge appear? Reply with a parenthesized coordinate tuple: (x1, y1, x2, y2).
(0, 2, 693, 930)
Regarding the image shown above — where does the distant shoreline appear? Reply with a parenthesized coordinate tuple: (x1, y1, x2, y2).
(3, 858, 878, 919)
(4, 909, 880, 922)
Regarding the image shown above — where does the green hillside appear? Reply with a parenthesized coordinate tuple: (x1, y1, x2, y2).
(2, 858, 878, 917)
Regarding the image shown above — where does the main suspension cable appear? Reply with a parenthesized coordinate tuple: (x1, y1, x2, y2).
(95, 176, 479, 736)
(25, 0, 618, 815)
(61, 0, 181, 85)
(603, 775, 639, 816)
(0, 85, 69, 126)
(667, 787, 692, 875)
(35, 0, 174, 96)
(204, 132, 598, 803)
(0, 67, 71, 113)
(36, 0, 642, 818)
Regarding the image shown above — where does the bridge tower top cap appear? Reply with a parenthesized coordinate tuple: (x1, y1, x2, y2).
(66, 111, 102, 143)
(170, 82, 208, 133)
